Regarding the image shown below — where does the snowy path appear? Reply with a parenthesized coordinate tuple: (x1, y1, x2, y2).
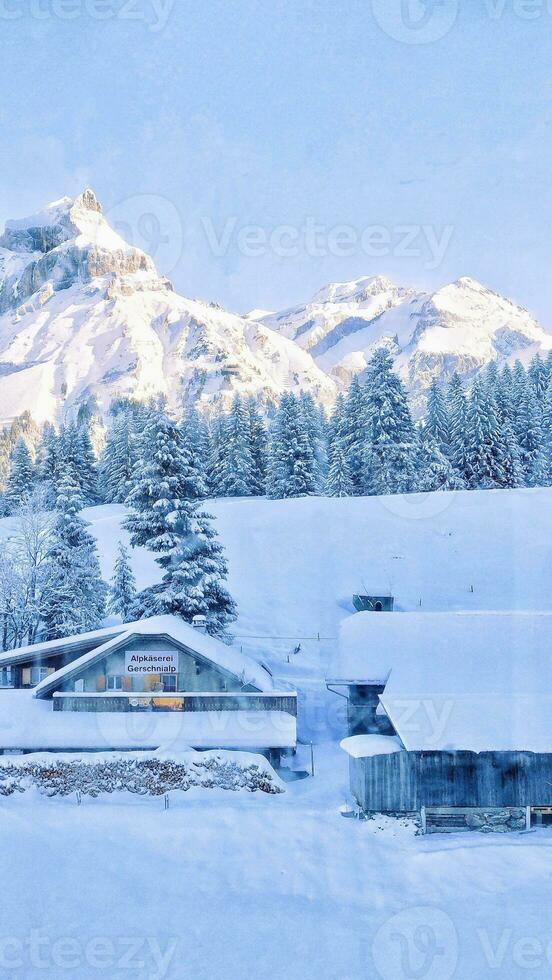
(3, 744, 552, 979)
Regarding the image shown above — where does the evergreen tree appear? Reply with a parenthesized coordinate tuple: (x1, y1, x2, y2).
(217, 396, 257, 496)
(448, 373, 470, 482)
(5, 438, 36, 513)
(326, 439, 354, 496)
(266, 393, 321, 498)
(425, 379, 450, 455)
(207, 414, 228, 497)
(179, 406, 210, 500)
(495, 364, 515, 426)
(299, 391, 327, 485)
(514, 385, 546, 486)
(109, 542, 137, 622)
(247, 398, 268, 495)
(150, 499, 237, 637)
(363, 349, 418, 495)
(464, 379, 505, 488)
(496, 419, 523, 489)
(124, 404, 188, 554)
(511, 360, 528, 417)
(340, 377, 368, 493)
(542, 381, 552, 484)
(529, 353, 549, 403)
(100, 411, 139, 504)
(36, 423, 60, 506)
(416, 435, 465, 492)
(77, 424, 100, 504)
(42, 471, 108, 639)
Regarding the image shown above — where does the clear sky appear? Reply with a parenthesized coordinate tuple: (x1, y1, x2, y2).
(1, 0, 551, 322)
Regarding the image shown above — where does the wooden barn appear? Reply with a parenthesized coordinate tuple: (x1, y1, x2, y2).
(0, 615, 297, 761)
(329, 611, 552, 832)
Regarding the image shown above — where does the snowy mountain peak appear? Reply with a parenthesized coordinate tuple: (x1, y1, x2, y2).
(0, 192, 335, 424)
(0, 189, 156, 318)
(310, 274, 406, 306)
(262, 273, 552, 415)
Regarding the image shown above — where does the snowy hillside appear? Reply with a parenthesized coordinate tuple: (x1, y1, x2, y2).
(0, 190, 335, 424)
(260, 275, 552, 414)
(31, 487, 551, 671)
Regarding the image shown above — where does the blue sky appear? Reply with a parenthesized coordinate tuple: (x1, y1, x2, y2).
(1, 0, 551, 321)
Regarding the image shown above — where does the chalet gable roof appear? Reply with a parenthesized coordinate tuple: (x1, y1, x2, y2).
(0, 616, 274, 697)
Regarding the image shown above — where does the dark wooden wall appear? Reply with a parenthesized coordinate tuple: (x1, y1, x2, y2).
(351, 750, 552, 811)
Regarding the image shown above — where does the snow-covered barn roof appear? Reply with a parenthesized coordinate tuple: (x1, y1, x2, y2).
(330, 611, 552, 753)
(2, 615, 275, 696)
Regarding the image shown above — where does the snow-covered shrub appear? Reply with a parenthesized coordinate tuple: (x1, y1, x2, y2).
(0, 752, 283, 798)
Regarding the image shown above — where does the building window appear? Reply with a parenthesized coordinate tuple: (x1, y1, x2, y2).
(0, 667, 13, 687)
(30, 665, 55, 685)
(162, 674, 178, 692)
(106, 675, 124, 691)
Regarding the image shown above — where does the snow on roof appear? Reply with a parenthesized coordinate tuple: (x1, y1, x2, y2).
(0, 622, 128, 668)
(0, 691, 296, 751)
(340, 735, 404, 758)
(6, 615, 275, 696)
(331, 611, 552, 753)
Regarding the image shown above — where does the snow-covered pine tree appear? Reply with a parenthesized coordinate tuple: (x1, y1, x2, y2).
(496, 419, 523, 489)
(216, 395, 257, 496)
(36, 423, 60, 506)
(326, 438, 354, 496)
(207, 413, 227, 497)
(151, 499, 237, 637)
(416, 434, 465, 492)
(100, 410, 139, 504)
(528, 353, 549, 403)
(266, 393, 321, 498)
(124, 402, 188, 554)
(42, 471, 108, 639)
(363, 349, 418, 495)
(299, 391, 327, 485)
(5, 438, 36, 513)
(464, 379, 505, 488)
(514, 384, 546, 487)
(77, 423, 100, 504)
(511, 360, 529, 417)
(109, 542, 137, 622)
(447, 372, 470, 483)
(247, 398, 268, 495)
(494, 364, 515, 426)
(340, 377, 368, 493)
(425, 379, 450, 456)
(179, 406, 210, 500)
(542, 381, 552, 484)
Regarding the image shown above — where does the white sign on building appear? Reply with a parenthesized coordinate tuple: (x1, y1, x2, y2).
(124, 652, 178, 675)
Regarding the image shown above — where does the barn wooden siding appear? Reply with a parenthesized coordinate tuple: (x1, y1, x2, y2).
(351, 751, 552, 811)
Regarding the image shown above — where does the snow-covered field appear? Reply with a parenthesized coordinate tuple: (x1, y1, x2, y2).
(4, 743, 552, 979)
(2, 488, 552, 979)
(82, 486, 552, 683)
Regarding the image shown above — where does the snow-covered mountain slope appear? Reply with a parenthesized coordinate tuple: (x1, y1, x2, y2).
(259, 275, 552, 414)
(0, 191, 335, 424)
(2, 188, 552, 425)
(44, 487, 552, 673)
